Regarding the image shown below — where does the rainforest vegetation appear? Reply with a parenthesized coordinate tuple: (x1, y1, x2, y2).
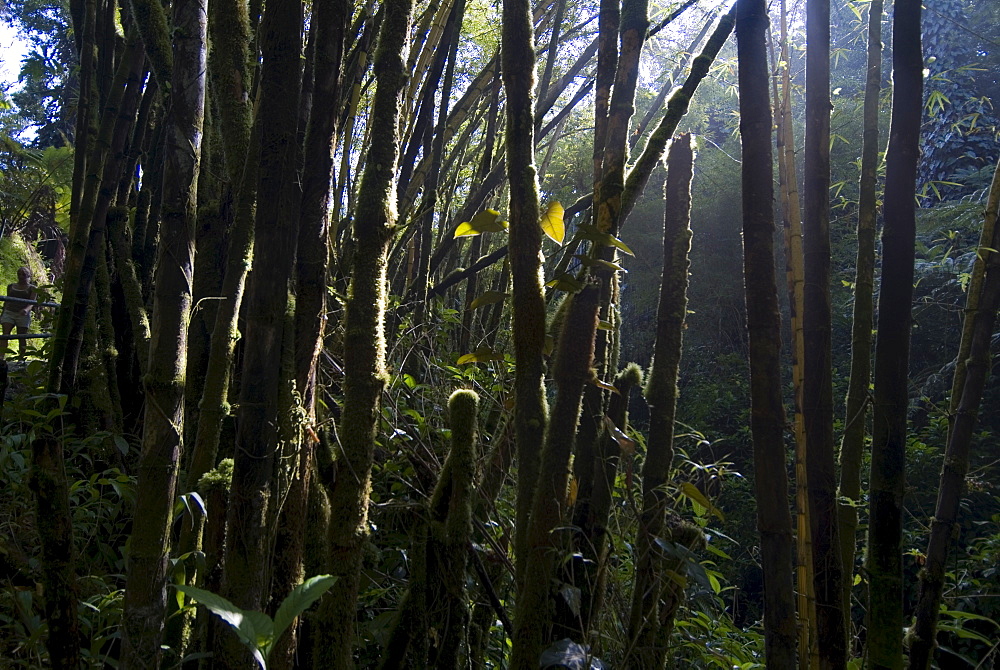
(0, 0, 998, 667)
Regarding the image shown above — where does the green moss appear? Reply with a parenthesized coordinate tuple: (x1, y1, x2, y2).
(197, 458, 234, 495)
(618, 361, 645, 388)
(0, 233, 49, 298)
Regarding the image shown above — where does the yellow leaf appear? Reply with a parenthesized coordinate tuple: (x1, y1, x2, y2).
(539, 200, 565, 244)
(567, 476, 579, 506)
(454, 209, 507, 237)
(457, 347, 504, 364)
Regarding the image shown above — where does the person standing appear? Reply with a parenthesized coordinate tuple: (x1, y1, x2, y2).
(2, 267, 38, 359)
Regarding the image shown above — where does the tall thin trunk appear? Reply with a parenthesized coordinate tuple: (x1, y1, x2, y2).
(414, 0, 466, 308)
(592, 0, 619, 186)
(578, 364, 643, 638)
(866, 2, 922, 667)
(219, 0, 304, 659)
(770, 3, 817, 665)
(179, 0, 258, 593)
(803, 0, 848, 664)
(628, 12, 715, 152)
(312, 0, 413, 664)
(537, 0, 565, 107)
(268, 4, 351, 664)
(736, 0, 798, 666)
(51, 26, 142, 394)
(625, 133, 694, 670)
(908, 159, 1000, 668)
(295, 0, 349, 420)
(502, 0, 548, 588)
(510, 285, 600, 670)
(838, 0, 883, 635)
(621, 6, 735, 225)
(121, 0, 207, 663)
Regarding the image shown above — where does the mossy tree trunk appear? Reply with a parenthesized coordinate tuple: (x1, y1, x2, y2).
(625, 133, 693, 669)
(49, 0, 97, 393)
(379, 390, 479, 669)
(312, 0, 413, 664)
(620, 6, 734, 224)
(866, 2, 922, 667)
(268, 5, 351, 664)
(510, 284, 601, 670)
(185, 0, 257, 494)
(294, 0, 349, 420)
(501, 0, 548, 588)
(219, 0, 304, 662)
(121, 0, 206, 663)
(736, 0, 798, 665)
(28, 435, 82, 668)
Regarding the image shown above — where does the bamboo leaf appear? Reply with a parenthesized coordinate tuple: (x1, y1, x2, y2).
(454, 209, 507, 237)
(602, 415, 634, 453)
(469, 291, 508, 309)
(591, 377, 621, 395)
(680, 482, 725, 521)
(539, 200, 565, 244)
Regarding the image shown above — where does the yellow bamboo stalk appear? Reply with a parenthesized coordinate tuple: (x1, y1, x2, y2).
(774, 0, 818, 666)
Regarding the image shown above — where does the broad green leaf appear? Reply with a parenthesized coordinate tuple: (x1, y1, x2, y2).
(469, 291, 508, 309)
(597, 320, 614, 330)
(605, 234, 635, 257)
(937, 623, 995, 645)
(940, 609, 1000, 625)
(457, 347, 505, 364)
(545, 273, 585, 293)
(175, 585, 270, 668)
(454, 209, 507, 237)
(540, 200, 565, 244)
(576, 224, 636, 256)
(681, 482, 725, 521)
(271, 575, 337, 652)
(574, 254, 627, 273)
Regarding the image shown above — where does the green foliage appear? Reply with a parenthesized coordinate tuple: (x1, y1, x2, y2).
(0, 232, 46, 294)
(1, 362, 136, 666)
(1, 0, 76, 146)
(175, 575, 337, 669)
(0, 142, 73, 234)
